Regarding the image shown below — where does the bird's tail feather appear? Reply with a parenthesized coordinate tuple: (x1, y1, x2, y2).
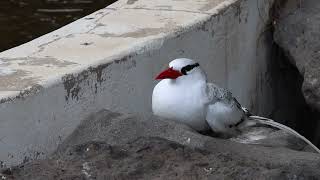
(248, 115, 320, 154)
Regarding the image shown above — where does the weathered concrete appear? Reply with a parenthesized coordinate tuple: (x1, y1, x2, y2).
(0, 0, 275, 166)
(2, 110, 320, 179)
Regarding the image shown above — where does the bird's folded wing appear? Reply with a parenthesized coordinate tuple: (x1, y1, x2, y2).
(205, 83, 246, 132)
(206, 83, 240, 108)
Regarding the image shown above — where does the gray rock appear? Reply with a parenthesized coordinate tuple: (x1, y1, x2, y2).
(230, 127, 311, 152)
(274, 0, 320, 111)
(2, 109, 320, 179)
(54, 109, 210, 153)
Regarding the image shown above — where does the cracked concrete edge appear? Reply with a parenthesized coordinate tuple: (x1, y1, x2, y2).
(0, 0, 275, 166)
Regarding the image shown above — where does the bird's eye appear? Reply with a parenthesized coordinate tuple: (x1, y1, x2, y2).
(181, 63, 200, 75)
(181, 67, 187, 75)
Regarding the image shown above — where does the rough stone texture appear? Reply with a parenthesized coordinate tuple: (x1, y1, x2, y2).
(2, 110, 320, 180)
(274, 0, 320, 111)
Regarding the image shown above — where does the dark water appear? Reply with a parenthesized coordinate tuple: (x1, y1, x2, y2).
(0, 0, 117, 52)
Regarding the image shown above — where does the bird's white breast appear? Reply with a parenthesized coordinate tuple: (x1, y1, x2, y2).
(152, 79, 209, 131)
(206, 101, 243, 135)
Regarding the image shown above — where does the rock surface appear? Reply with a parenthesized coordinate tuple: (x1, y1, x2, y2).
(274, 0, 320, 111)
(1, 109, 320, 179)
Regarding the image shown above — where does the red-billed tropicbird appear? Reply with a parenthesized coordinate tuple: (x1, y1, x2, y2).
(152, 58, 320, 153)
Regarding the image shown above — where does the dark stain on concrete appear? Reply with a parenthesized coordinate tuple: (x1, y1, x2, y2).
(0, 161, 5, 169)
(62, 54, 135, 101)
(198, 20, 211, 33)
(127, 0, 138, 5)
(120, 28, 165, 38)
(22, 156, 30, 164)
(66, 34, 75, 38)
(62, 73, 88, 101)
(0, 84, 44, 104)
(94, 83, 98, 94)
(231, 1, 242, 23)
(16, 84, 44, 100)
(71, 86, 81, 101)
(62, 74, 76, 101)
(195, 16, 216, 38)
(62, 65, 102, 101)
(154, 5, 172, 10)
(80, 42, 94, 46)
(88, 63, 111, 84)
(20, 151, 46, 166)
(191, 0, 246, 40)
(95, 23, 105, 28)
(199, 0, 225, 12)
(114, 54, 133, 65)
(1, 168, 12, 175)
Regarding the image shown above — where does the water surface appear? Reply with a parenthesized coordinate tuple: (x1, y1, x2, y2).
(0, 0, 117, 52)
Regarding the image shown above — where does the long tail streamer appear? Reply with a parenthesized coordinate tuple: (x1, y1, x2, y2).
(249, 115, 320, 154)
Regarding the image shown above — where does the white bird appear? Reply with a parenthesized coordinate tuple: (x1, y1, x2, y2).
(152, 58, 320, 153)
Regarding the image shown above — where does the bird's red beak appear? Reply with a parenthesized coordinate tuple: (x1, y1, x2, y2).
(155, 67, 183, 80)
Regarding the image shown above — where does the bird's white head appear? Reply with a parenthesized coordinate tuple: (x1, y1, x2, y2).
(155, 58, 204, 80)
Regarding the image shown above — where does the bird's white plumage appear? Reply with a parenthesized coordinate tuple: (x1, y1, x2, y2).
(152, 58, 320, 153)
(169, 58, 196, 71)
(206, 101, 240, 134)
(152, 58, 244, 133)
(152, 72, 210, 131)
(152, 58, 210, 130)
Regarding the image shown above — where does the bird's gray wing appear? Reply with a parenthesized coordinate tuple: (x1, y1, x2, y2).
(205, 83, 246, 134)
(206, 83, 241, 109)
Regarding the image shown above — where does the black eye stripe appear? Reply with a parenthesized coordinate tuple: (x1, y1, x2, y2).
(181, 63, 199, 75)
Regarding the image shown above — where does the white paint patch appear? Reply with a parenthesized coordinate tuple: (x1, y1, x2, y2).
(0, 67, 15, 76)
(94, 23, 134, 35)
(0, 61, 15, 76)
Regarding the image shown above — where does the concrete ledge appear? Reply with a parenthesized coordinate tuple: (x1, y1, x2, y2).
(0, 0, 274, 166)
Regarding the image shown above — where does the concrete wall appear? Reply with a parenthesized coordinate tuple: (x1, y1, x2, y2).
(0, 0, 274, 166)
